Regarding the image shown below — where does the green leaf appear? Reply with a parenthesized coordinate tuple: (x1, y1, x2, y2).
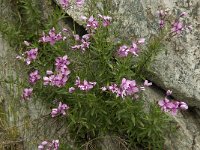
(131, 115, 136, 126)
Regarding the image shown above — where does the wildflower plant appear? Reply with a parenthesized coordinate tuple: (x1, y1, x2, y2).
(0, 0, 190, 149)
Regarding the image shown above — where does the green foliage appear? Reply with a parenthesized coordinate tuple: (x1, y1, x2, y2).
(0, 0, 175, 149)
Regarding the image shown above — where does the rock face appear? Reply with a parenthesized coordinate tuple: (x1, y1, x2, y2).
(59, 0, 200, 107)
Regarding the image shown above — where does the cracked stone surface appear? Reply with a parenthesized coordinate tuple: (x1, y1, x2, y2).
(58, 0, 200, 108)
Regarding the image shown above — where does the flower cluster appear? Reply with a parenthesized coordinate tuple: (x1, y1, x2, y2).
(157, 9, 192, 35)
(73, 76, 96, 91)
(25, 48, 39, 65)
(43, 55, 71, 87)
(71, 34, 91, 52)
(157, 9, 168, 28)
(59, 0, 69, 9)
(98, 14, 112, 27)
(22, 88, 33, 100)
(51, 102, 69, 117)
(17, 48, 38, 65)
(29, 70, 41, 84)
(117, 38, 145, 57)
(86, 16, 99, 30)
(39, 27, 63, 45)
(102, 78, 151, 99)
(59, 0, 84, 9)
(81, 14, 112, 32)
(38, 140, 59, 150)
(158, 90, 188, 115)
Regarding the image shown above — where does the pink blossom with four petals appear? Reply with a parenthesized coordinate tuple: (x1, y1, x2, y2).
(75, 77, 96, 91)
(51, 102, 69, 117)
(25, 48, 38, 65)
(29, 70, 41, 84)
(39, 27, 63, 45)
(22, 88, 33, 100)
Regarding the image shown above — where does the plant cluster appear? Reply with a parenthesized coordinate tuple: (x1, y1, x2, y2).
(0, 0, 191, 149)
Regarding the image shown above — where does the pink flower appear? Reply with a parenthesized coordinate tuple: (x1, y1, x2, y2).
(76, 0, 84, 7)
(179, 102, 188, 110)
(79, 80, 96, 91)
(75, 76, 81, 86)
(108, 84, 119, 93)
(51, 73, 69, 87)
(129, 42, 139, 56)
(55, 55, 70, 71)
(137, 38, 145, 44)
(43, 56, 70, 87)
(171, 101, 180, 115)
(166, 90, 172, 96)
(74, 34, 80, 41)
(39, 28, 63, 45)
(106, 79, 140, 99)
(75, 77, 96, 91)
(69, 87, 75, 93)
(144, 80, 152, 87)
(51, 108, 59, 117)
(82, 34, 90, 40)
(171, 21, 184, 34)
(51, 102, 69, 117)
(22, 88, 33, 100)
(158, 98, 171, 112)
(98, 14, 112, 27)
(101, 87, 107, 91)
(120, 78, 139, 97)
(29, 70, 41, 84)
(106, 78, 141, 99)
(72, 34, 91, 52)
(117, 45, 129, 57)
(38, 140, 59, 150)
(159, 20, 165, 28)
(59, 0, 69, 9)
(52, 140, 59, 150)
(117, 39, 144, 57)
(25, 48, 38, 65)
(158, 97, 188, 115)
(180, 12, 187, 17)
(86, 16, 99, 30)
